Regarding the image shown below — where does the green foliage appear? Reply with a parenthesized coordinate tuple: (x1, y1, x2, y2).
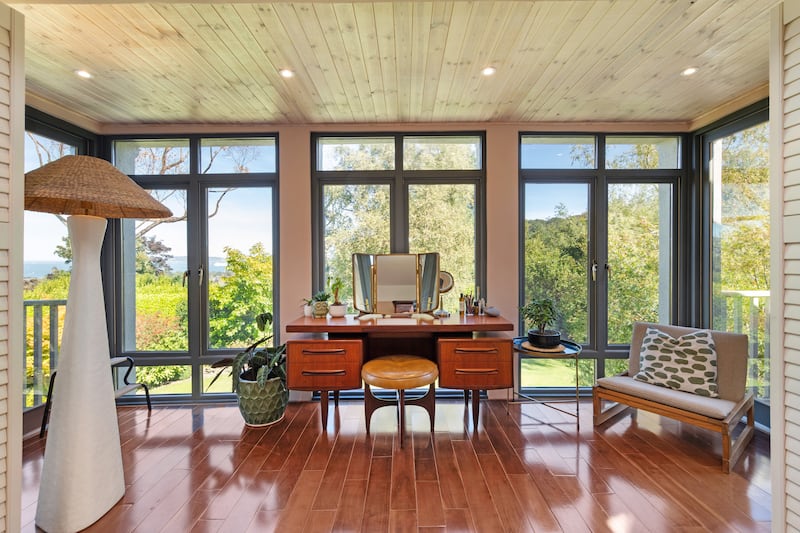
(520, 297, 557, 333)
(212, 312, 287, 392)
(328, 277, 344, 304)
(207, 243, 275, 348)
(312, 290, 330, 302)
(136, 365, 190, 388)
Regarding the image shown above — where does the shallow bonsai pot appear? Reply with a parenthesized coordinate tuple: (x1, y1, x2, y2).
(528, 329, 561, 348)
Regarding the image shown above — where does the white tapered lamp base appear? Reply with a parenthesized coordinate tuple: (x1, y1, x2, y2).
(35, 215, 124, 532)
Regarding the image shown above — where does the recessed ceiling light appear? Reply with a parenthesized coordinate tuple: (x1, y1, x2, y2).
(74, 69, 92, 79)
(680, 67, 698, 77)
(279, 69, 295, 79)
(481, 66, 497, 76)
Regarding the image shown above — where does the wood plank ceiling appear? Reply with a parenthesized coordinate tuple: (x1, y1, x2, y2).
(8, 0, 779, 129)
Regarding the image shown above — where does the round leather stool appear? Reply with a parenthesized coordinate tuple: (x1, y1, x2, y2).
(361, 355, 438, 447)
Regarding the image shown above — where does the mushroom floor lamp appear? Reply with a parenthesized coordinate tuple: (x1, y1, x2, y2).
(25, 156, 171, 532)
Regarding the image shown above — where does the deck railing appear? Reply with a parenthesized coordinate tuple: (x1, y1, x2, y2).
(24, 299, 66, 409)
(718, 290, 770, 401)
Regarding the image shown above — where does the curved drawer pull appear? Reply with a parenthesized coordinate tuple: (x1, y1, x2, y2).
(454, 347, 499, 354)
(302, 369, 347, 376)
(455, 368, 499, 375)
(301, 348, 347, 355)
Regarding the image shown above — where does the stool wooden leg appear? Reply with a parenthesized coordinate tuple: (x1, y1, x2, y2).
(399, 389, 406, 448)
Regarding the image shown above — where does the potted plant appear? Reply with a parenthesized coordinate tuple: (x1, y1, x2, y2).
(302, 297, 313, 317)
(328, 277, 346, 317)
(210, 312, 288, 426)
(311, 290, 331, 318)
(521, 297, 561, 348)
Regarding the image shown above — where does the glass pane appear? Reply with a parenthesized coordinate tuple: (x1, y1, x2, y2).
(317, 136, 394, 171)
(200, 138, 277, 173)
(604, 358, 629, 377)
(23, 132, 76, 408)
(323, 184, 391, 308)
(519, 359, 595, 387)
(403, 135, 482, 170)
(523, 183, 589, 344)
(113, 139, 190, 175)
(606, 136, 680, 169)
(133, 365, 192, 395)
(607, 183, 673, 344)
(207, 187, 274, 349)
(120, 190, 188, 352)
(520, 135, 595, 169)
(202, 363, 233, 394)
(409, 184, 476, 314)
(710, 122, 769, 402)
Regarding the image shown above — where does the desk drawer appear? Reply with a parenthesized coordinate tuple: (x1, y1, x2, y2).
(437, 338, 512, 389)
(287, 339, 363, 390)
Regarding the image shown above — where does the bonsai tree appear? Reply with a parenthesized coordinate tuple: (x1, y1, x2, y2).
(329, 276, 344, 305)
(521, 297, 557, 334)
(521, 297, 561, 348)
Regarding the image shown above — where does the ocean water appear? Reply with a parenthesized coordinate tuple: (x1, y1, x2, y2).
(24, 257, 226, 279)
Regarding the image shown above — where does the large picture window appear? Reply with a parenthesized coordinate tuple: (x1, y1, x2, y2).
(112, 135, 279, 400)
(520, 134, 681, 392)
(313, 133, 485, 314)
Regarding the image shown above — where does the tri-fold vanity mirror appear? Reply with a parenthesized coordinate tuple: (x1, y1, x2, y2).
(352, 252, 448, 315)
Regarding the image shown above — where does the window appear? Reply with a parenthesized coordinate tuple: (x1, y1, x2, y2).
(313, 133, 485, 314)
(705, 117, 770, 406)
(520, 134, 682, 393)
(112, 135, 278, 400)
(22, 111, 94, 411)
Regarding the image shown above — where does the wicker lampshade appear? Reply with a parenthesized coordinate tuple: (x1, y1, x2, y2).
(25, 155, 172, 219)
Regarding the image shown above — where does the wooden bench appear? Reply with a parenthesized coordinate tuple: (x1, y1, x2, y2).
(593, 322, 754, 473)
(40, 356, 151, 438)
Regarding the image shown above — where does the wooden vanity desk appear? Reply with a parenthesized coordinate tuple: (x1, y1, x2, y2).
(285, 314, 515, 426)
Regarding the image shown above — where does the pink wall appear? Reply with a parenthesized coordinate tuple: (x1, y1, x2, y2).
(277, 123, 521, 338)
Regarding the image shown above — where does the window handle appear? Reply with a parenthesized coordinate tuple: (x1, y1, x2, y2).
(182, 270, 189, 287)
(591, 260, 598, 282)
(198, 265, 204, 286)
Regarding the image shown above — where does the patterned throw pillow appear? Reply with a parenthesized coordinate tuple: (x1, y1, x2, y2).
(633, 327, 718, 397)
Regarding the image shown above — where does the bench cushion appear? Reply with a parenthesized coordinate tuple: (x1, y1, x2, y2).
(596, 375, 737, 420)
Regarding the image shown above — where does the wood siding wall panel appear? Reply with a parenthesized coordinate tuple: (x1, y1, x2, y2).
(0, 12, 8, 530)
(779, 4, 800, 530)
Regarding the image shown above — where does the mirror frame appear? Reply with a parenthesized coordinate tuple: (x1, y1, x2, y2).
(352, 252, 441, 314)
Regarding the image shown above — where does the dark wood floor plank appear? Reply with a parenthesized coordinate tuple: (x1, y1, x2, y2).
(390, 440, 417, 510)
(362, 456, 392, 532)
(331, 478, 367, 531)
(313, 431, 355, 509)
(416, 480, 446, 528)
(475, 453, 533, 532)
(20, 399, 771, 533)
(431, 433, 469, 509)
(450, 440, 506, 532)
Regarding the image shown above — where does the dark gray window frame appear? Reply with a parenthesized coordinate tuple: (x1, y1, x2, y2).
(518, 132, 688, 396)
(310, 131, 487, 297)
(691, 99, 770, 426)
(102, 133, 281, 404)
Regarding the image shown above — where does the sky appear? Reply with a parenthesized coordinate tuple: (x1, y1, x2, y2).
(24, 135, 274, 263)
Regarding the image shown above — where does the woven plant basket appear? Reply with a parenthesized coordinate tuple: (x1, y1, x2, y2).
(236, 375, 289, 427)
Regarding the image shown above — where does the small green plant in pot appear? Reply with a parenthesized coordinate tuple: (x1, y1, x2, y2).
(311, 290, 331, 318)
(210, 312, 288, 426)
(521, 297, 561, 348)
(328, 277, 347, 317)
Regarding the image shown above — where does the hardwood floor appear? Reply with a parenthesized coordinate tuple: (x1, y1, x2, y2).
(23, 397, 771, 532)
